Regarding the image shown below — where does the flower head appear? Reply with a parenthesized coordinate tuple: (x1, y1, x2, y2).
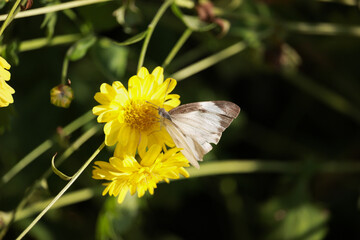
(0, 56, 14, 107)
(92, 144, 190, 203)
(50, 83, 74, 108)
(93, 66, 180, 155)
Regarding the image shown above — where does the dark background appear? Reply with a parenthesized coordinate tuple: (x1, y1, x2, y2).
(1, 0, 360, 239)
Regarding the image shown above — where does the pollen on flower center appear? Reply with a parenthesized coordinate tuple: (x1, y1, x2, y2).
(124, 100, 159, 131)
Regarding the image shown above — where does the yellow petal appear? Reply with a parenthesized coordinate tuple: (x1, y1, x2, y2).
(118, 186, 129, 203)
(164, 98, 180, 111)
(100, 83, 116, 97)
(141, 144, 162, 167)
(0, 87, 14, 104)
(0, 99, 10, 107)
(94, 92, 111, 105)
(130, 185, 137, 195)
(127, 130, 140, 156)
(128, 76, 142, 99)
(2, 81, 14, 93)
(114, 143, 127, 159)
(142, 74, 156, 98)
(138, 134, 148, 159)
(180, 168, 190, 177)
(0, 67, 10, 81)
(137, 186, 146, 198)
(104, 121, 121, 146)
(118, 124, 131, 146)
(151, 78, 177, 101)
(0, 57, 10, 69)
(112, 81, 125, 92)
(151, 66, 164, 84)
(92, 105, 108, 115)
(97, 110, 119, 122)
(137, 67, 149, 80)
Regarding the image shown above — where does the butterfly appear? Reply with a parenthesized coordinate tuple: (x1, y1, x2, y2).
(158, 101, 240, 168)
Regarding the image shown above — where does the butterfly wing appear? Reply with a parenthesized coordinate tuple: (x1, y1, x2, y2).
(163, 101, 240, 168)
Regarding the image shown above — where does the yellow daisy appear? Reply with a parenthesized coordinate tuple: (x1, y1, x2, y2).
(92, 144, 190, 203)
(93, 66, 180, 155)
(0, 56, 14, 107)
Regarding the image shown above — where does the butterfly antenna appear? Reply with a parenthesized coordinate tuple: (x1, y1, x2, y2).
(145, 100, 158, 109)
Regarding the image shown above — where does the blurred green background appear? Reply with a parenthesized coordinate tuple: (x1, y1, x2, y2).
(1, 0, 360, 239)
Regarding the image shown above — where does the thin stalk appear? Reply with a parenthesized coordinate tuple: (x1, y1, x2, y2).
(186, 160, 360, 178)
(43, 125, 100, 179)
(61, 56, 70, 84)
(19, 34, 82, 52)
(0, 141, 52, 186)
(285, 22, 360, 37)
(7, 159, 360, 224)
(0, 0, 113, 21)
(162, 28, 193, 69)
(0, 0, 23, 37)
(62, 110, 94, 135)
(137, 0, 174, 71)
(317, 0, 357, 6)
(16, 142, 106, 240)
(0, 125, 99, 239)
(14, 188, 96, 222)
(172, 41, 247, 81)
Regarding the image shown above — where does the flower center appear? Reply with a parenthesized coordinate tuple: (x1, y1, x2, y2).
(124, 100, 158, 132)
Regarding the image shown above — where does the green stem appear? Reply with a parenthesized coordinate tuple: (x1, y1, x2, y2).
(317, 0, 357, 6)
(14, 188, 96, 222)
(16, 142, 106, 240)
(0, 125, 99, 239)
(162, 28, 193, 69)
(61, 56, 70, 84)
(44, 125, 100, 180)
(172, 41, 247, 81)
(18, 34, 82, 52)
(0, 141, 52, 186)
(137, 0, 174, 71)
(62, 110, 94, 135)
(0, 0, 23, 37)
(285, 22, 360, 37)
(7, 159, 360, 225)
(186, 160, 360, 178)
(0, 0, 113, 21)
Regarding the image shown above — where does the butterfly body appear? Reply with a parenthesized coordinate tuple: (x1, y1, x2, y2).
(158, 101, 240, 168)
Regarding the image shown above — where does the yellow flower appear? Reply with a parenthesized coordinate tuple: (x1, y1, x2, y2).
(0, 56, 14, 107)
(93, 66, 180, 155)
(92, 144, 190, 203)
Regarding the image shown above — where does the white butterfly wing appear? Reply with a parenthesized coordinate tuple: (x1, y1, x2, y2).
(163, 101, 240, 168)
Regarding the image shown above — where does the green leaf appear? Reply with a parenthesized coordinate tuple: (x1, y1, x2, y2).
(171, 3, 215, 32)
(261, 173, 329, 240)
(182, 15, 216, 32)
(41, 12, 57, 39)
(3, 41, 20, 65)
(96, 196, 140, 240)
(115, 30, 148, 46)
(0, 0, 7, 10)
(67, 35, 97, 61)
(91, 38, 129, 81)
(51, 153, 72, 180)
(262, 199, 328, 240)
